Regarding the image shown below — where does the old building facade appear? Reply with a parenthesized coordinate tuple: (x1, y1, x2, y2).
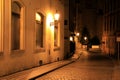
(0, 0, 67, 76)
(102, 0, 120, 57)
(70, 0, 120, 59)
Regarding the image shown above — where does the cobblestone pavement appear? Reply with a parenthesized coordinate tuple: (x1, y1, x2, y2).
(36, 51, 116, 80)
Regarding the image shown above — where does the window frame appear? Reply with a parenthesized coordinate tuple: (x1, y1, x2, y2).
(11, 0, 25, 52)
(35, 12, 45, 53)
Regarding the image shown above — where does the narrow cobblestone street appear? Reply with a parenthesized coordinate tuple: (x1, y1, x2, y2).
(35, 51, 116, 80)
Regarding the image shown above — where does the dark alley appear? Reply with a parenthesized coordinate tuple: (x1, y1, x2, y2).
(0, 0, 120, 80)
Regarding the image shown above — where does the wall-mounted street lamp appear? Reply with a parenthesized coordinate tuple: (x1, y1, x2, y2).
(76, 32, 80, 37)
(70, 36, 73, 41)
(54, 10, 60, 21)
(49, 10, 60, 27)
(84, 36, 87, 41)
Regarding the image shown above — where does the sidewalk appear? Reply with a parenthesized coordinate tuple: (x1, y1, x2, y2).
(0, 59, 76, 80)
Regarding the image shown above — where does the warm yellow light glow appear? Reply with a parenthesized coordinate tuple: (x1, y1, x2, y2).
(92, 45, 100, 48)
(48, 13, 54, 22)
(36, 13, 41, 21)
(51, 24, 54, 32)
(70, 36, 73, 41)
(46, 13, 54, 27)
(50, 22, 54, 26)
(76, 32, 79, 36)
(46, 13, 55, 33)
(84, 36, 87, 40)
(54, 13, 60, 21)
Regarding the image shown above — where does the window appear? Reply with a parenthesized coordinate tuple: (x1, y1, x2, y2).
(54, 21, 59, 47)
(0, 0, 4, 53)
(35, 12, 44, 48)
(11, 1, 24, 50)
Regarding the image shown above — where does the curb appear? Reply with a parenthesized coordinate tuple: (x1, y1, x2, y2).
(29, 59, 75, 80)
(0, 59, 76, 80)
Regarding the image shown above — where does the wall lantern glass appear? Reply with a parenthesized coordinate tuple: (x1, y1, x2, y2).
(49, 11, 60, 27)
(54, 11, 60, 21)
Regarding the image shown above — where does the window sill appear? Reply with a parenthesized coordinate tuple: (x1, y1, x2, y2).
(10, 50, 25, 57)
(11, 50, 25, 54)
(35, 48, 45, 53)
(54, 47, 60, 51)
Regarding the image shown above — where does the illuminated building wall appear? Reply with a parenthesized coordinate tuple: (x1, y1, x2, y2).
(0, 0, 65, 76)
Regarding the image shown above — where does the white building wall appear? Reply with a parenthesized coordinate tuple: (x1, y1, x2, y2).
(0, 0, 64, 76)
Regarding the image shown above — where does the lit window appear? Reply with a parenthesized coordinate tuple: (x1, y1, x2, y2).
(35, 12, 44, 48)
(11, 1, 24, 50)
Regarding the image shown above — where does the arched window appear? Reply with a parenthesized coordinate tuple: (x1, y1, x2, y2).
(11, 1, 24, 50)
(35, 12, 44, 48)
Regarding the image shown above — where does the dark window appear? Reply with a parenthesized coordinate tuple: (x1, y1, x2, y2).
(35, 12, 44, 48)
(11, 2, 21, 50)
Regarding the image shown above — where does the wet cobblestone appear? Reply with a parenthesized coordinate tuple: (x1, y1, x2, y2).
(36, 52, 115, 80)
(36, 64, 113, 80)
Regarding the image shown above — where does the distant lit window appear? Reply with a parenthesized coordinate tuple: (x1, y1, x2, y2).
(35, 12, 44, 48)
(0, 0, 4, 52)
(11, 1, 24, 50)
